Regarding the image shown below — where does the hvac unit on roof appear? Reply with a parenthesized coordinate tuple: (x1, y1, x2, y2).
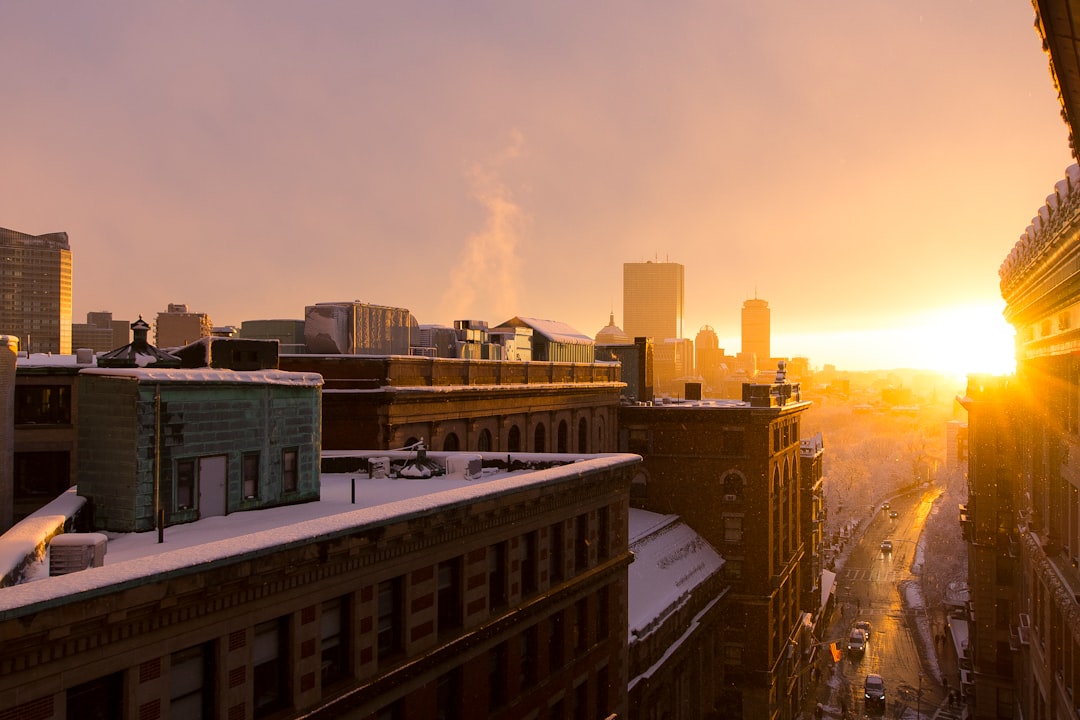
(445, 454, 483, 480)
(49, 533, 108, 576)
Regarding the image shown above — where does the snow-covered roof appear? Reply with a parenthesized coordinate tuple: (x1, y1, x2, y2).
(79, 367, 323, 387)
(497, 317, 593, 346)
(627, 508, 724, 642)
(0, 455, 638, 616)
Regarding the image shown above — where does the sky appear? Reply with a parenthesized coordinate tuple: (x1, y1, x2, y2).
(1, 1, 1072, 374)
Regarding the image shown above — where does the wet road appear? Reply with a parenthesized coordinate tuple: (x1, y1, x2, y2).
(824, 487, 948, 718)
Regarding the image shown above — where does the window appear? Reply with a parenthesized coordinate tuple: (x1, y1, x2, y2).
(575, 513, 590, 572)
(596, 665, 609, 719)
(253, 618, 288, 718)
(574, 679, 588, 720)
(437, 559, 463, 634)
(67, 672, 123, 720)
(488, 642, 508, 710)
(520, 625, 538, 688)
(243, 453, 260, 499)
(442, 433, 460, 451)
(171, 643, 214, 719)
(723, 514, 744, 543)
(508, 425, 522, 452)
(578, 418, 588, 452)
(597, 584, 610, 641)
(176, 459, 196, 510)
(477, 429, 493, 452)
(321, 596, 349, 686)
(534, 423, 546, 452)
(597, 506, 611, 561)
(522, 531, 538, 597)
(557, 420, 569, 453)
(574, 598, 588, 652)
(549, 612, 564, 673)
(489, 542, 508, 611)
(550, 522, 565, 584)
(14, 384, 71, 424)
(377, 577, 403, 661)
(435, 669, 461, 720)
(283, 448, 298, 493)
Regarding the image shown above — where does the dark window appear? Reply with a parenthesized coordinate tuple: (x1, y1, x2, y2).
(378, 577, 404, 661)
(522, 531, 538, 597)
(67, 672, 122, 720)
(14, 451, 69, 501)
(596, 664, 609, 719)
(477, 429, 493, 452)
(520, 625, 538, 688)
(243, 453, 260, 499)
(171, 643, 214, 719)
(549, 699, 565, 720)
(253, 618, 288, 718)
(574, 598, 588, 652)
(597, 506, 611, 561)
(435, 668, 461, 720)
(574, 679, 588, 720)
(557, 420, 569, 453)
(597, 584, 610, 641)
(489, 542, 508, 611)
(442, 432, 460, 451)
(575, 513, 590, 572)
(376, 700, 403, 720)
(577, 418, 588, 452)
(549, 612, 564, 673)
(489, 642, 508, 710)
(321, 596, 349, 686)
(15, 384, 71, 424)
(550, 522, 565, 584)
(534, 423, 546, 452)
(508, 425, 522, 452)
(283, 448, 298, 493)
(438, 559, 463, 634)
(176, 459, 196, 510)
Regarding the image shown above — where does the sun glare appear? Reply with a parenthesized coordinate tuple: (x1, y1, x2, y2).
(899, 303, 1016, 382)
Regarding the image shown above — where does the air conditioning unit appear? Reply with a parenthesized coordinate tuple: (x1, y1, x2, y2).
(49, 533, 108, 576)
(445, 454, 483, 480)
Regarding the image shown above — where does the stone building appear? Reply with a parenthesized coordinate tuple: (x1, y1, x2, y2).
(0, 451, 637, 720)
(619, 372, 818, 720)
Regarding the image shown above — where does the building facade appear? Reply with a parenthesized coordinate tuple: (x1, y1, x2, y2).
(623, 260, 684, 343)
(72, 311, 130, 353)
(619, 374, 815, 719)
(155, 304, 213, 348)
(280, 354, 623, 454)
(0, 453, 637, 720)
(0, 227, 72, 355)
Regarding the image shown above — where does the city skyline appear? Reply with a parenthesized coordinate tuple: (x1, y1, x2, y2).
(0, 2, 1060, 376)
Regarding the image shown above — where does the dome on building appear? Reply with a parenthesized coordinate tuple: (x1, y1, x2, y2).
(595, 311, 633, 345)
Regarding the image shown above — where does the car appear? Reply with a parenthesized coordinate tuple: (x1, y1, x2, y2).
(847, 627, 867, 655)
(864, 673, 886, 708)
(855, 619, 872, 638)
(880, 539, 893, 553)
(889, 510, 899, 519)
(882, 502, 890, 511)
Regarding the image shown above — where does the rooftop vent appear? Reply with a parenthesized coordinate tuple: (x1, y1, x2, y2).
(445, 454, 483, 480)
(49, 533, 108, 576)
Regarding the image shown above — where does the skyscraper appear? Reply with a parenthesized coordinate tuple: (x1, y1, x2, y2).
(741, 296, 770, 366)
(0, 227, 72, 354)
(622, 260, 684, 341)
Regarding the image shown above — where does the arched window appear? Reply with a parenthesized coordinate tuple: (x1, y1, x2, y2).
(442, 433, 460, 452)
(596, 417, 605, 451)
(577, 418, 588, 453)
(533, 423, 546, 453)
(404, 436, 420, 450)
(507, 425, 522, 452)
(477, 428, 493, 452)
(557, 420, 569, 453)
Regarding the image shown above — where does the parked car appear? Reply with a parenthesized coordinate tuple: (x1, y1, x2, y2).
(864, 673, 886, 708)
(855, 619, 872, 638)
(880, 539, 893, 553)
(847, 627, 867, 655)
(888, 510, 899, 519)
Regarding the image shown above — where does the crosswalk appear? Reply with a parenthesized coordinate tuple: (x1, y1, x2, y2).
(842, 565, 899, 583)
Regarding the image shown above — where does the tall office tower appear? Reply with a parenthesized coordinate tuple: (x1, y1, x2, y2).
(741, 296, 771, 365)
(623, 260, 684, 341)
(0, 227, 72, 354)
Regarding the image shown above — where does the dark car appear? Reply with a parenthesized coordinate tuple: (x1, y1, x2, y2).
(880, 539, 893, 553)
(888, 510, 899, 519)
(847, 628, 867, 655)
(864, 673, 885, 708)
(855, 619, 872, 638)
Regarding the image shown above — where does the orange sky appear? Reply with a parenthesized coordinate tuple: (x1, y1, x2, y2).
(0, 2, 1070, 373)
